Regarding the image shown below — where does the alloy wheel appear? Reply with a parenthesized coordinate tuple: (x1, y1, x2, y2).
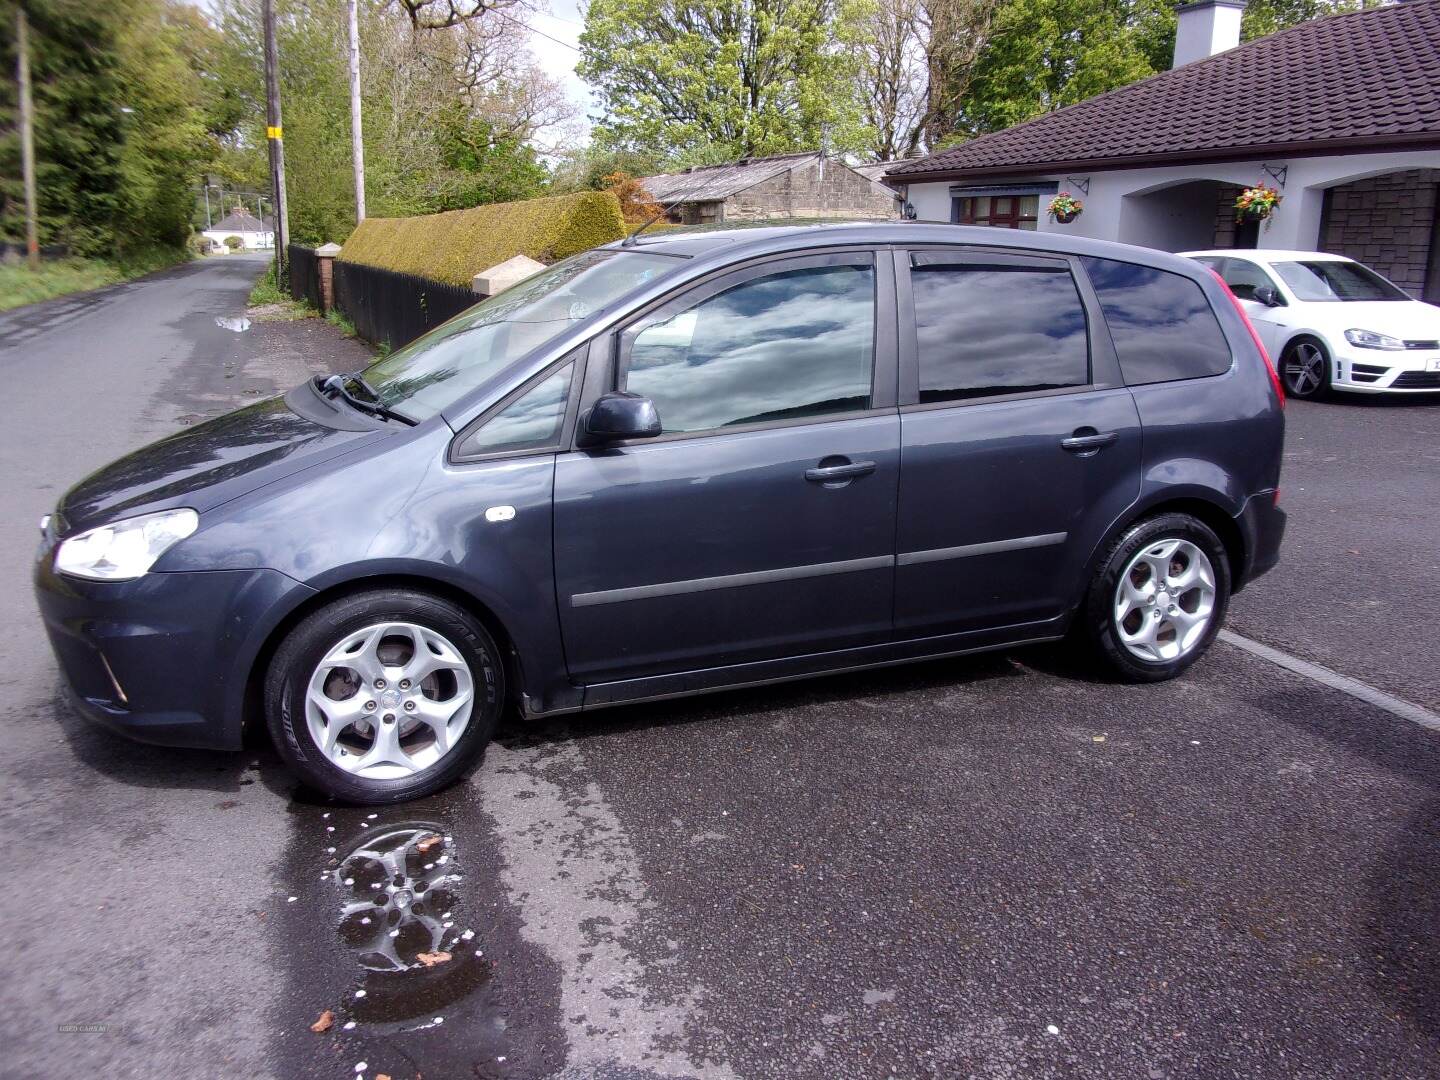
(1284, 342, 1326, 397)
(305, 622, 474, 779)
(1112, 539, 1217, 662)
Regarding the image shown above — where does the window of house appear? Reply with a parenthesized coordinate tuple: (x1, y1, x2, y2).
(1080, 257, 1233, 384)
(620, 259, 875, 433)
(910, 261, 1089, 402)
(952, 195, 1040, 231)
(456, 362, 574, 458)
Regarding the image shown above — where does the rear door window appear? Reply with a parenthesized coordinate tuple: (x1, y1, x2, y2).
(1080, 257, 1232, 384)
(909, 254, 1089, 402)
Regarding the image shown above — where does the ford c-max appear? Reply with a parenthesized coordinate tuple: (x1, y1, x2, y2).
(34, 223, 1286, 803)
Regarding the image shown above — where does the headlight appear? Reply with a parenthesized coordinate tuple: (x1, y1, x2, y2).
(1344, 328, 1406, 350)
(54, 508, 198, 581)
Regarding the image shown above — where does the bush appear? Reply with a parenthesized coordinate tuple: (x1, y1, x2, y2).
(224, 235, 243, 250)
(336, 191, 628, 287)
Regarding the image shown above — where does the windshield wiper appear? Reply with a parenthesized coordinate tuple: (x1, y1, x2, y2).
(315, 372, 415, 425)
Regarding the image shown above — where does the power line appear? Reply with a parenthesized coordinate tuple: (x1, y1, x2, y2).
(491, 7, 581, 52)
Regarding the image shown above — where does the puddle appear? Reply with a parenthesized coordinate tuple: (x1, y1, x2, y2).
(215, 315, 251, 332)
(269, 799, 566, 1078)
(332, 821, 493, 1032)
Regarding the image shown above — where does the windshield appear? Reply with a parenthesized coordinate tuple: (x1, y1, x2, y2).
(362, 249, 683, 419)
(1272, 260, 1409, 302)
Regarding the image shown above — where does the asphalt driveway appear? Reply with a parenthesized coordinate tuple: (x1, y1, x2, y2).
(1, 258, 1437, 1080)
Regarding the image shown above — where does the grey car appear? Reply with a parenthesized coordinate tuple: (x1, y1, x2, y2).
(33, 223, 1286, 804)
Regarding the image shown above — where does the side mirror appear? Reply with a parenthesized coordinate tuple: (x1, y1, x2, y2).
(1253, 285, 1283, 308)
(582, 391, 661, 444)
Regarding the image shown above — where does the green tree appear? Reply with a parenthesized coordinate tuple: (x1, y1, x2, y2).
(1241, 0, 1382, 39)
(1, 0, 216, 261)
(578, 0, 868, 161)
(953, 0, 1174, 137)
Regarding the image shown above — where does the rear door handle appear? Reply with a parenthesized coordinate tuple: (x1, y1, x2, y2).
(1061, 430, 1119, 453)
(805, 460, 877, 483)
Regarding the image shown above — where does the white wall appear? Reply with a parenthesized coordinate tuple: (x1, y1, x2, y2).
(897, 149, 1440, 253)
(201, 229, 274, 251)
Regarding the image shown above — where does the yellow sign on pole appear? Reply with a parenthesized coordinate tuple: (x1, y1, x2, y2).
(266, 126, 283, 140)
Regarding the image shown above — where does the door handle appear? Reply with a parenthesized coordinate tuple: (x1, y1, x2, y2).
(1061, 430, 1119, 453)
(805, 460, 877, 483)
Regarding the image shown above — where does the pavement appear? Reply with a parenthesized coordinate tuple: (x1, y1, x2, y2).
(1, 254, 1438, 1080)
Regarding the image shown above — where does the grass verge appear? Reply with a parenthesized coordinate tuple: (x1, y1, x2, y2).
(0, 249, 190, 313)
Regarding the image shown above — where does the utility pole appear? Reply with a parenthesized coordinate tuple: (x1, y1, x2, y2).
(16, 5, 39, 271)
(262, 0, 290, 283)
(346, 0, 365, 224)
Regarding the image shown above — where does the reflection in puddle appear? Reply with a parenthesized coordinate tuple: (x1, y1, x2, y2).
(332, 821, 493, 1033)
(215, 315, 251, 332)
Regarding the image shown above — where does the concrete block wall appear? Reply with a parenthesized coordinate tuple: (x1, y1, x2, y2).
(1320, 169, 1439, 298)
(724, 162, 897, 221)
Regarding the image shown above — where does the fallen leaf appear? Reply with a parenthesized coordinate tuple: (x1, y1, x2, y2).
(415, 950, 452, 967)
(309, 1009, 334, 1033)
(377, 1075, 392, 1080)
(1092, 735, 1106, 743)
(416, 834, 443, 853)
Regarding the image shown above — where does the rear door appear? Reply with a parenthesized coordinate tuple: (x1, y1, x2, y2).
(892, 248, 1142, 638)
(553, 250, 901, 686)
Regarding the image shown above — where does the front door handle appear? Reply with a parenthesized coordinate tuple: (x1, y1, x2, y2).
(1061, 430, 1119, 453)
(805, 459, 877, 483)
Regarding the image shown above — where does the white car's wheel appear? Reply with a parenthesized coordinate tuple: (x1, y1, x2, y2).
(1281, 338, 1332, 400)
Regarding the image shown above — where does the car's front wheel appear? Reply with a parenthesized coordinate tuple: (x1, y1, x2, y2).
(1078, 513, 1231, 682)
(265, 588, 504, 804)
(1280, 338, 1332, 400)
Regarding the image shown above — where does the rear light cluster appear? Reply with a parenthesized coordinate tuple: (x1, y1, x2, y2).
(1207, 269, 1284, 409)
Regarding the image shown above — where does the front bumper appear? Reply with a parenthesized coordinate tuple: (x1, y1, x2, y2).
(1332, 347, 1440, 393)
(34, 551, 312, 749)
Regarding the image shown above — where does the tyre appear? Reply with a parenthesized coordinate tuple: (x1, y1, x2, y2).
(265, 588, 505, 804)
(1280, 338, 1332, 400)
(1078, 513, 1231, 683)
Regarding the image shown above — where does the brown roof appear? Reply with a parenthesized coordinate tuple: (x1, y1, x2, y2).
(890, 0, 1440, 182)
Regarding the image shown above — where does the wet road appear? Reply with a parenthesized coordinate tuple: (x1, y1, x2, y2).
(2, 259, 1439, 1079)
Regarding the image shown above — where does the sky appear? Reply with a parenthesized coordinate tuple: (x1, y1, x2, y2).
(523, 0, 598, 139)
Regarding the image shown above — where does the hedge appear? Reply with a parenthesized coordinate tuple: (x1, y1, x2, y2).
(337, 191, 627, 287)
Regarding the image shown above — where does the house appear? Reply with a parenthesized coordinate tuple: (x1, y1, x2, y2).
(202, 209, 275, 252)
(640, 152, 902, 225)
(885, 0, 1440, 303)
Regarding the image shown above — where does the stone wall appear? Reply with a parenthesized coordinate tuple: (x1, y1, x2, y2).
(723, 161, 898, 222)
(1319, 169, 1439, 301)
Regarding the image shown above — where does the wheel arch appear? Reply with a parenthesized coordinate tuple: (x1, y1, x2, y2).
(241, 572, 526, 743)
(1075, 493, 1247, 617)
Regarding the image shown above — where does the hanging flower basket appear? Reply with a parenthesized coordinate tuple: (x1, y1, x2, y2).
(1047, 192, 1083, 224)
(1236, 184, 1282, 223)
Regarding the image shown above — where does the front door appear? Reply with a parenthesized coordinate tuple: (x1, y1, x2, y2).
(1213, 256, 1289, 357)
(554, 251, 900, 686)
(893, 248, 1142, 638)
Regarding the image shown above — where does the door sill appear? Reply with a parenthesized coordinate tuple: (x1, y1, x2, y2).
(571, 617, 1067, 713)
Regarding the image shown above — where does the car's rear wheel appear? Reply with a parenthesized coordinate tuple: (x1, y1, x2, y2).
(1281, 338, 1332, 400)
(1078, 513, 1231, 682)
(265, 589, 504, 804)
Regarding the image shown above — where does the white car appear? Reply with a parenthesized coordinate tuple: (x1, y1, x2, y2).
(1181, 249, 1440, 399)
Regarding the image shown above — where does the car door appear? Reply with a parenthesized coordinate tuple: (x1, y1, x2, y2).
(892, 248, 1142, 638)
(1212, 256, 1290, 356)
(553, 249, 900, 687)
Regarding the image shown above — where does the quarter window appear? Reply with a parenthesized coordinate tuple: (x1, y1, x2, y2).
(619, 260, 876, 433)
(456, 362, 573, 458)
(911, 261, 1089, 402)
(1081, 257, 1233, 384)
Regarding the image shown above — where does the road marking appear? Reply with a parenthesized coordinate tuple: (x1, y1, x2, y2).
(1219, 629, 1440, 732)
